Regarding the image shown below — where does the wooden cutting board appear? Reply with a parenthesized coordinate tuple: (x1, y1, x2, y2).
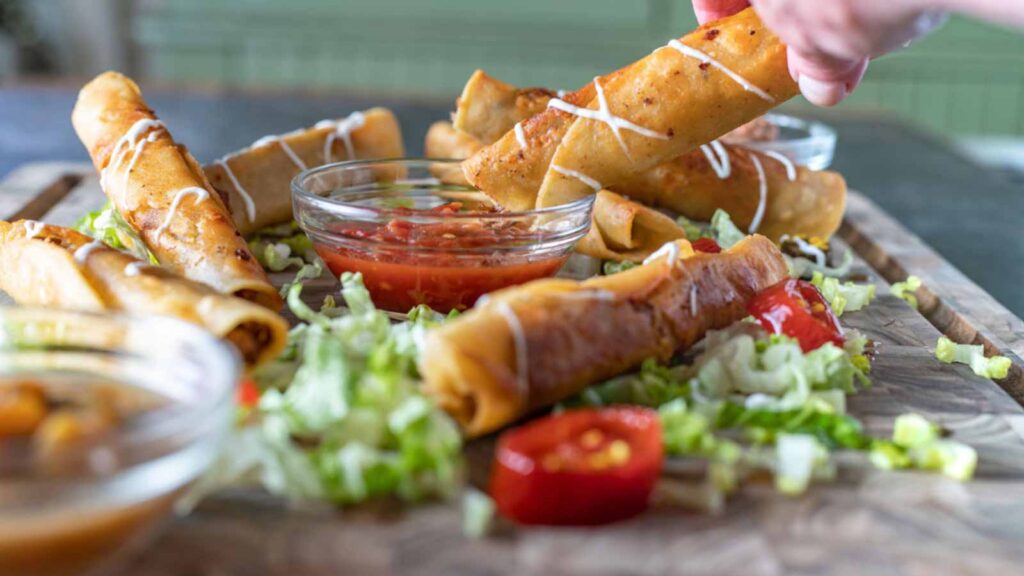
(3, 162, 1024, 576)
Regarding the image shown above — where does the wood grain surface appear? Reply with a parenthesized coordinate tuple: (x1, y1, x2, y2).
(3, 164, 1024, 576)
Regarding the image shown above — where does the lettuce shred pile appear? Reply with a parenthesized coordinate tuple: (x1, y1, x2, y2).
(810, 271, 876, 316)
(567, 324, 977, 497)
(195, 273, 463, 505)
(76, 201, 156, 263)
(935, 336, 1012, 380)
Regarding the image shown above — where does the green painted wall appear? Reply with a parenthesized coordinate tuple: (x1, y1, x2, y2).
(133, 0, 1024, 136)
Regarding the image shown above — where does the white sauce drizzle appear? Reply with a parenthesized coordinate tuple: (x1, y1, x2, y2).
(781, 234, 827, 266)
(556, 89, 569, 98)
(548, 77, 670, 161)
(252, 134, 307, 170)
(551, 164, 602, 192)
(316, 111, 367, 163)
(761, 149, 797, 181)
(23, 220, 45, 239)
(666, 39, 775, 103)
(124, 262, 158, 277)
(690, 285, 699, 317)
(495, 302, 530, 397)
(154, 187, 210, 241)
(700, 140, 732, 179)
(513, 122, 528, 149)
(73, 239, 105, 264)
(215, 159, 256, 223)
(748, 154, 768, 234)
(122, 130, 162, 190)
(643, 241, 682, 267)
(102, 118, 165, 196)
(557, 289, 617, 302)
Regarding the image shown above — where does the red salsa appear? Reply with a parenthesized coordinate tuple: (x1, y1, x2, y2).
(315, 202, 568, 313)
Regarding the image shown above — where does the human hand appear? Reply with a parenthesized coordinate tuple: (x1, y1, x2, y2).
(692, 0, 944, 106)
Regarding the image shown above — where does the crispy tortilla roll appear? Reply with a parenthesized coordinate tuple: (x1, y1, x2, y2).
(420, 234, 788, 436)
(453, 70, 554, 145)
(623, 145, 847, 241)
(453, 69, 844, 240)
(0, 221, 288, 367)
(204, 108, 405, 235)
(71, 71, 281, 310)
(425, 121, 484, 161)
(578, 191, 687, 262)
(463, 8, 799, 210)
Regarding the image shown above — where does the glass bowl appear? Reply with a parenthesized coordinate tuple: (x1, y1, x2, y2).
(733, 113, 837, 170)
(0, 307, 239, 576)
(292, 158, 596, 313)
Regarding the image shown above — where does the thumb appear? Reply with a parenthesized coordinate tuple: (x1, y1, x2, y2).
(692, 0, 750, 25)
(788, 49, 869, 107)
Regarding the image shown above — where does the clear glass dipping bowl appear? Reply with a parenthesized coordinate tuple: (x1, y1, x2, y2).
(735, 113, 838, 170)
(292, 158, 595, 313)
(0, 307, 239, 576)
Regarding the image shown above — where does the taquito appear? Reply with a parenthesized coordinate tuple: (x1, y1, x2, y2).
(452, 70, 554, 145)
(204, 108, 405, 235)
(0, 221, 288, 367)
(71, 71, 281, 310)
(420, 234, 788, 437)
(426, 123, 689, 262)
(462, 8, 800, 210)
(453, 71, 844, 240)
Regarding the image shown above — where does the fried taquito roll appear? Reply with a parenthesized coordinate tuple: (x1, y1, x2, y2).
(0, 221, 288, 367)
(453, 71, 843, 240)
(463, 8, 799, 210)
(425, 121, 484, 161)
(453, 70, 554, 145)
(578, 191, 687, 262)
(420, 234, 788, 436)
(71, 71, 281, 309)
(204, 108, 405, 236)
(622, 145, 846, 241)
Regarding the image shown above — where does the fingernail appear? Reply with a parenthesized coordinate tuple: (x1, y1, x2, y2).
(799, 75, 847, 107)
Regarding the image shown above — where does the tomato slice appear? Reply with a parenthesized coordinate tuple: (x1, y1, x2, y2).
(489, 407, 663, 526)
(747, 279, 844, 352)
(237, 378, 261, 408)
(691, 237, 722, 254)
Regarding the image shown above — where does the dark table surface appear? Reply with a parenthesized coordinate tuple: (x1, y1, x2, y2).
(1, 82, 1022, 316)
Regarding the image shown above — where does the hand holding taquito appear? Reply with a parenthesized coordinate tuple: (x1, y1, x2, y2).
(204, 108, 405, 235)
(71, 71, 281, 309)
(420, 234, 788, 437)
(0, 221, 288, 367)
(464, 8, 799, 210)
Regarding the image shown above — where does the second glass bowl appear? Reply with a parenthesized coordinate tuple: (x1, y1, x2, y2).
(292, 159, 595, 313)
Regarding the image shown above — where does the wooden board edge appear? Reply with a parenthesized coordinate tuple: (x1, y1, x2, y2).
(0, 162, 94, 221)
(841, 191, 1024, 403)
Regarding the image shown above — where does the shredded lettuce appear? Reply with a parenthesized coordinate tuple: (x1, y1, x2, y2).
(602, 260, 638, 275)
(462, 488, 496, 538)
(892, 413, 940, 448)
(786, 250, 853, 280)
(774, 434, 832, 495)
(709, 209, 746, 249)
(75, 201, 156, 263)
(810, 271, 876, 316)
(248, 221, 318, 271)
(935, 336, 1012, 380)
(890, 275, 922, 309)
(675, 215, 708, 242)
(869, 413, 976, 481)
(198, 273, 463, 505)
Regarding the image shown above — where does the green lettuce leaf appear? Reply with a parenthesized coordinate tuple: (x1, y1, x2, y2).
(890, 275, 922, 309)
(935, 336, 1012, 380)
(75, 201, 156, 263)
(810, 271, 876, 316)
(709, 209, 746, 249)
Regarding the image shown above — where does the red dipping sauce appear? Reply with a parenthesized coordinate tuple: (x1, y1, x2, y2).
(314, 203, 568, 313)
(292, 159, 596, 314)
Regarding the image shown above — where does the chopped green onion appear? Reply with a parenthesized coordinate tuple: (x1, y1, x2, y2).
(935, 336, 1012, 380)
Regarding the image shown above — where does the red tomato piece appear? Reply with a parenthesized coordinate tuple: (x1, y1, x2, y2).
(747, 279, 844, 352)
(237, 378, 261, 408)
(489, 407, 663, 526)
(691, 237, 722, 254)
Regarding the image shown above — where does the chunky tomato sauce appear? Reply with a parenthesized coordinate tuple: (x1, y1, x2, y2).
(315, 203, 567, 313)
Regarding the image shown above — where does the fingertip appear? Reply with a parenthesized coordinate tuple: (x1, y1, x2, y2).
(798, 75, 848, 107)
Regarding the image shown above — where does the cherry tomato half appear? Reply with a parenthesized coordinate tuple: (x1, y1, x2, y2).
(237, 378, 261, 408)
(489, 407, 663, 526)
(747, 279, 844, 352)
(691, 237, 722, 254)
